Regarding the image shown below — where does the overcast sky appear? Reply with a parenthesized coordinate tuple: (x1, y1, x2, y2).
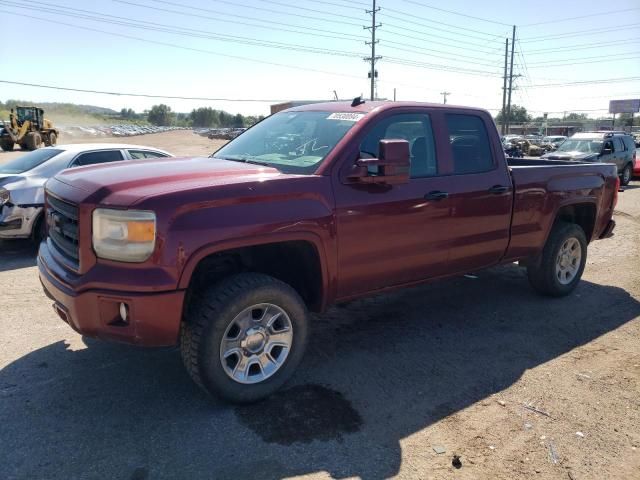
(0, 0, 639, 117)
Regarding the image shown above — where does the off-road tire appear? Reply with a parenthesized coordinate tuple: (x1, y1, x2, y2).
(0, 138, 14, 151)
(180, 273, 309, 403)
(527, 222, 587, 297)
(24, 132, 41, 150)
(621, 163, 632, 186)
(46, 132, 57, 147)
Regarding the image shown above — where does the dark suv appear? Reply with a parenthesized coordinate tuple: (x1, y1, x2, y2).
(542, 131, 637, 185)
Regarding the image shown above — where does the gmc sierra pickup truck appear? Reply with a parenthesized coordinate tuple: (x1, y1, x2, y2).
(38, 101, 619, 403)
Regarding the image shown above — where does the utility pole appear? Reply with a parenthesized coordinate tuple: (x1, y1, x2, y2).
(501, 38, 509, 135)
(393, 88, 396, 101)
(364, 0, 381, 101)
(440, 91, 451, 104)
(505, 25, 517, 134)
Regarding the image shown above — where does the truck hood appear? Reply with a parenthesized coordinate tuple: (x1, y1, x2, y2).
(541, 151, 599, 161)
(51, 156, 282, 206)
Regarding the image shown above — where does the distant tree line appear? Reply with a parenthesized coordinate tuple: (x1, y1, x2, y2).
(144, 104, 264, 128)
(494, 104, 639, 126)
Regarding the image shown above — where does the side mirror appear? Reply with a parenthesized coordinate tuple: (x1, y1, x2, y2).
(349, 139, 410, 185)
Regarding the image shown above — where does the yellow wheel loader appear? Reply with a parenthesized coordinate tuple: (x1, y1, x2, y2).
(0, 106, 59, 151)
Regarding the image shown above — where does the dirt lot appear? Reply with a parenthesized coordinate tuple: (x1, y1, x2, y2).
(0, 130, 227, 161)
(0, 132, 638, 479)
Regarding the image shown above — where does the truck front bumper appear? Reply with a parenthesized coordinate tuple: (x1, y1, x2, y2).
(38, 246, 185, 347)
(0, 204, 41, 239)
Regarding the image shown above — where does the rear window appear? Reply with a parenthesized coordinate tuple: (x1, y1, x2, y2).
(128, 150, 170, 159)
(72, 150, 124, 167)
(0, 148, 63, 174)
(446, 114, 494, 174)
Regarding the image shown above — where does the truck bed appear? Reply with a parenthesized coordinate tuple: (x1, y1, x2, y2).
(503, 157, 618, 262)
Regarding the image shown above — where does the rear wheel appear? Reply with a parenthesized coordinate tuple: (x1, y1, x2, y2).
(180, 273, 309, 403)
(0, 137, 14, 151)
(621, 163, 632, 186)
(527, 222, 587, 297)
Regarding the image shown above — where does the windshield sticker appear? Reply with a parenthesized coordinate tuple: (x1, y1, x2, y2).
(327, 112, 365, 122)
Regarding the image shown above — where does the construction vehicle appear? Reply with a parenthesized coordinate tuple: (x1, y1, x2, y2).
(0, 106, 59, 151)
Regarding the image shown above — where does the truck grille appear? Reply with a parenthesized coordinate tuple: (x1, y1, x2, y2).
(46, 194, 79, 268)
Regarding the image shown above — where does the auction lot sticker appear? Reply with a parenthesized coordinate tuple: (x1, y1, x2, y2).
(327, 113, 366, 121)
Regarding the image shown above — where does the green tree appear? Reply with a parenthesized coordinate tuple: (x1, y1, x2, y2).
(147, 104, 175, 126)
(564, 112, 588, 121)
(233, 113, 244, 127)
(495, 105, 531, 124)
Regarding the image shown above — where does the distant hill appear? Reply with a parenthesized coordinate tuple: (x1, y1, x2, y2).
(0, 100, 121, 126)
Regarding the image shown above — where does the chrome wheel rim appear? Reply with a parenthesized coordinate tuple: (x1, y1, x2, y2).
(623, 167, 630, 184)
(555, 237, 581, 285)
(220, 303, 293, 384)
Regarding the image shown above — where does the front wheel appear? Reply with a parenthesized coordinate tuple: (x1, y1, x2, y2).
(621, 163, 632, 186)
(180, 273, 309, 403)
(527, 222, 587, 297)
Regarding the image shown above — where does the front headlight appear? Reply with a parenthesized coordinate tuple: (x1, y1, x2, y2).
(0, 188, 10, 206)
(92, 208, 156, 262)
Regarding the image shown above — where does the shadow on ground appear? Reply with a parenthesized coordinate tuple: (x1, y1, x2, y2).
(1, 264, 639, 479)
(0, 239, 37, 272)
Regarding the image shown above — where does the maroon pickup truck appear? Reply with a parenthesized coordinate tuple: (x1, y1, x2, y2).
(38, 101, 619, 402)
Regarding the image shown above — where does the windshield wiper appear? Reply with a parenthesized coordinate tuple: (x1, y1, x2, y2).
(214, 155, 272, 167)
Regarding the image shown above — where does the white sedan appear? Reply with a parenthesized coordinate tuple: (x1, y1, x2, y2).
(0, 144, 173, 241)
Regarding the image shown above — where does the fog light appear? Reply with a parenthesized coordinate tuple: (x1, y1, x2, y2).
(119, 302, 129, 323)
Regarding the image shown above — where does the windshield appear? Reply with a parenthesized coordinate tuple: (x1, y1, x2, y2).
(556, 139, 602, 154)
(212, 111, 362, 174)
(0, 148, 63, 174)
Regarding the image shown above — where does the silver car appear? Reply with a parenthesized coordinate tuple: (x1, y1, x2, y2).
(0, 144, 173, 240)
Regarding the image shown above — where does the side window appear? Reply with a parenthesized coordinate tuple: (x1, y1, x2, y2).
(613, 138, 625, 152)
(128, 150, 169, 159)
(445, 114, 494, 174)
(603, 140, 614, 152)
(359, 113, 437, 178)
(72, 150, 124, 167)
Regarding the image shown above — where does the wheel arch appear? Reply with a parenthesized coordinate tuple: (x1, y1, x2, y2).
(178, 233, 330, 312)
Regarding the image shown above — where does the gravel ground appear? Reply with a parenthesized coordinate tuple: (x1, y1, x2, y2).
(0, 132, 638, 480)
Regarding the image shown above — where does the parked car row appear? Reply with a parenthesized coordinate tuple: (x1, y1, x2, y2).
(59, 125, 186, 138)
(0, 144, 173, 241)
(194, 127, 246, 140)
(541, 131, 637, 185)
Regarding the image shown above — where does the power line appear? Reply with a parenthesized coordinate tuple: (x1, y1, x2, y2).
(520, 23, 640, 42)
(117, 0, 367, 41)
(381, 10, 505, 42)
(0, 79, 298, 102)
(380, 28, 503, 55)
(0, 0, 365, 57)
(526, 77, 640, 88)
(525, 38, 640, 54)
(383, 22, 503, 49)
(207, 0, 362, 26)
(526, 55, 640, 68)
(400, 0, 511, 26)
(520, 6, 640, 27)
(0, 10, 367, 80)
(383, 6, 506, 39)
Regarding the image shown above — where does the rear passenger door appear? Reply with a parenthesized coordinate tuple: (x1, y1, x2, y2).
(69, 149, 125, 167)
(444, 113, 513, 273)
(612, 137, 629, 172)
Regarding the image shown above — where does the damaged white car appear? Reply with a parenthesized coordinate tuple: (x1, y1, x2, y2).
(0, 144, 173, 241)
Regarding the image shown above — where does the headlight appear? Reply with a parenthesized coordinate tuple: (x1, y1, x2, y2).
(0, 188, 10, 206)
(92, 208, 156, 262)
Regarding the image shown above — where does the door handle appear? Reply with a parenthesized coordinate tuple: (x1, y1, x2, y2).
(425, 190, 449, 201)
(488, 185, 509, 194)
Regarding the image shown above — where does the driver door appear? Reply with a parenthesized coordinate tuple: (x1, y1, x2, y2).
(332, 110, 453, 299)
